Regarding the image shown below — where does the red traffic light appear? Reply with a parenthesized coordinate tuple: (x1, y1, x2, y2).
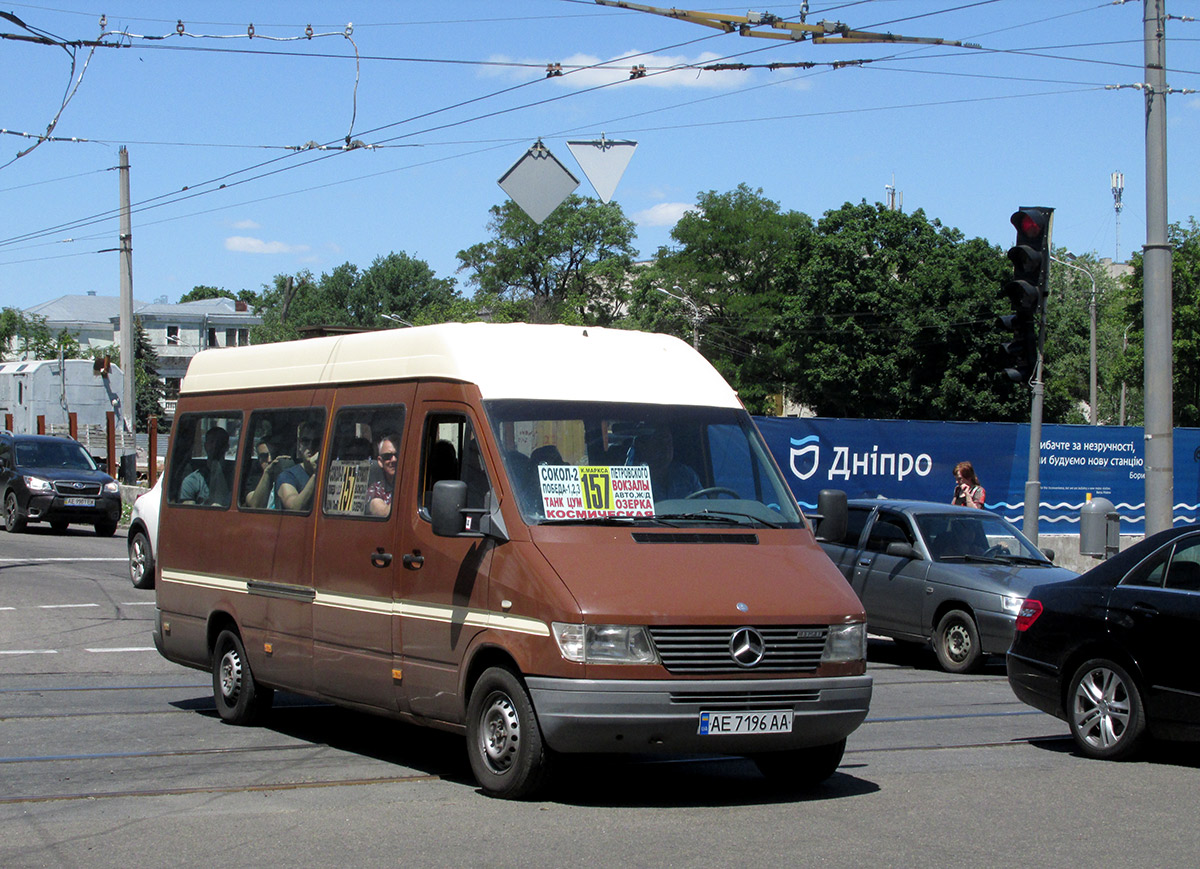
(1010, 207, 1051, 241)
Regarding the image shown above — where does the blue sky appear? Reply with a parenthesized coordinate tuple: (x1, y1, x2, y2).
(2, 1, 1198, 310)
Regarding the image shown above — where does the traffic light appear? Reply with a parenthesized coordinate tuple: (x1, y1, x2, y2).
(998, 207, 1053, 382)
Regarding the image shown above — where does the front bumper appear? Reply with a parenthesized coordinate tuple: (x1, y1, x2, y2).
(527, 674, 873, 755)
(26, 492, 121, 525)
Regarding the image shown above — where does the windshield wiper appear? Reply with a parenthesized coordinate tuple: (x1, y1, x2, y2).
(940, 554, 1006, 564)
(654, 510, 778, 528)
(993, 554, 1051, 566)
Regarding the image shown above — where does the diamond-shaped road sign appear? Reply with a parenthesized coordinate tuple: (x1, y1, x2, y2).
(567, 138, 637, 204)
(498, 141, 580, 225)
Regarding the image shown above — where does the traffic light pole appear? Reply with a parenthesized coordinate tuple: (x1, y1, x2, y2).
(1023, 317, 1047, 546)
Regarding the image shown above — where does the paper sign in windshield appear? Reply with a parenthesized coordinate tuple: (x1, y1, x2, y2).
(538, 464, 655, 518)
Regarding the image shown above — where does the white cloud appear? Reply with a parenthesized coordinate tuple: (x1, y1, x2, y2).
(485, 51, 744, 90)
(232, 219, 261, 230)
(224, 236, 309, 255)
(634, 202, 695, 227)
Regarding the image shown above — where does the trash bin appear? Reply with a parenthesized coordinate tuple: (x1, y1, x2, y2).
(1080, 496, 1119, 560)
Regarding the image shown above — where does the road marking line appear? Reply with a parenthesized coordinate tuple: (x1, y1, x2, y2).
(0, 558, 126, 562)
(0, 650, 58, 655)
(84, 647, 156, 653)
(0, 607, 14, 611)
(37, 604, 101, 609)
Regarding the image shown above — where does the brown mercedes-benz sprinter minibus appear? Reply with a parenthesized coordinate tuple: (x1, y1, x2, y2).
(154, 323, 871, 798)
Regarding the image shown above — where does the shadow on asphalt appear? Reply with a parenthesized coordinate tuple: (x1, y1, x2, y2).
(867, 637, 1009, 676)
(171, 692, 880, 806)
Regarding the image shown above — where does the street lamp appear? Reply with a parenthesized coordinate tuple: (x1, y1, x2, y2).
(1052, 253, 1099, 425)
(655, 285, 701, 349)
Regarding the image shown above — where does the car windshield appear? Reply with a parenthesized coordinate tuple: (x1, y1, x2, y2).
(16, 440, 97, 471)
(483, 399, 802, 528)
(915, 512, 1047, 563)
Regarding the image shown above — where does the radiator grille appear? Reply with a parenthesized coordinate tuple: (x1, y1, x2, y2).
(53, 480, 102, 497)
(648, 625, 827, 674)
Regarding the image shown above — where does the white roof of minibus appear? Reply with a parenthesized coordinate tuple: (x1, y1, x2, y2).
(179, 323, 741, 408)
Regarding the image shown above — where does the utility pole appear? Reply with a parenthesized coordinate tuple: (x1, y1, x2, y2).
(118, 147, 136, 461)
(1142, 0, 1173, 535)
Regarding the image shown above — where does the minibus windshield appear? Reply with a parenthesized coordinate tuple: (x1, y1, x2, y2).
(484, 399, 803, 528)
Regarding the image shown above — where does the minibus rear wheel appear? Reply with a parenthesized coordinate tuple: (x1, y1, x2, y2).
(466, 666, 552, 799)
(212, 629, 273, 725)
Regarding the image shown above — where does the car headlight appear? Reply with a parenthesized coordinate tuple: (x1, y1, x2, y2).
(1000, 594, 1024, 615)
(552, 623, 659, 664)
(822, 622, 867, 663)
(103, 480, 121, 494)
(23, 475, 52, 493)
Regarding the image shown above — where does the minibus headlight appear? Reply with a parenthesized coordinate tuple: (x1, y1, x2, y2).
(24, 475, 52, 493)
(822, 622, 866, 663)
(552, 623, 659, 665)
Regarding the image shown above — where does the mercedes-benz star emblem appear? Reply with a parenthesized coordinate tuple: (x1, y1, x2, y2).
(729, 626, 766, 668)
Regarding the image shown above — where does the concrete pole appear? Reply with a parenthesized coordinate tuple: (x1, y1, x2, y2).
(1142, 0, 1174, 534)
(118, 146, 136, 439)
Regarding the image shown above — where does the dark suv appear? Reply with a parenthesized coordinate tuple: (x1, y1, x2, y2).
(0, 432, 122, 536)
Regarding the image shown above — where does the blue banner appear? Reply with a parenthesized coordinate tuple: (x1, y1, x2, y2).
(754, 417, 1200, 535)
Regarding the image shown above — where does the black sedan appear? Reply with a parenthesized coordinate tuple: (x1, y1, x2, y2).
(1007, 525, 1200, 759)
(0, 432, 122, 536)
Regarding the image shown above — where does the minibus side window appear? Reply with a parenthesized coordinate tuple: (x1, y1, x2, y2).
(239, 408, 326, 513)
(167, 412, 242, 509)
(322, 405, 406, 519)
(419, 414, 491, 513)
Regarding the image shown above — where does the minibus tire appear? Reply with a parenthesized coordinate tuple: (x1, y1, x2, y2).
(212, 629, 273, 725)
(466, 667, 552, 799)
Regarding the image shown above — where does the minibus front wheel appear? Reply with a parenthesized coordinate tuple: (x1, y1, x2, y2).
(212, 629, 274, 725)
(466, 666, 552, 799)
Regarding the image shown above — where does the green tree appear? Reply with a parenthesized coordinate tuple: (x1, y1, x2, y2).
(1117, 217, 1200, 426)
(0, 309, 81, 360)
(250, 253, 459, 344)
(625, 184, 815, 412)
(178, 285, 259, 307)
(456, 195, 637, 324)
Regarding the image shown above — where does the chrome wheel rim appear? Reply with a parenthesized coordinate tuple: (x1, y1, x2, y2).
(478, 691, 520, 774)
(5, 494, 16, 529)
(130, 536, 147, 583)
(1073, 666, 1131, 750)
(219, 647, 243, 703)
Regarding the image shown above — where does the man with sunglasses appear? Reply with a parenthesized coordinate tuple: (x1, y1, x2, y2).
(276, 421, 321, 512)
(367, 431, 400, 517)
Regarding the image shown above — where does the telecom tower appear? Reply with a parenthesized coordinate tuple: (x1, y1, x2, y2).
(1111, 170, 1124, 263)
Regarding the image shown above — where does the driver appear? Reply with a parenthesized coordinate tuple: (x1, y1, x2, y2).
(629, 427, 701, 500)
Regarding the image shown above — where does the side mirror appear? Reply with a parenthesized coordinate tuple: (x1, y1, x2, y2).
(1040, 547, 1056, 563)
(430, 479, 507, 542)
(886, 541, 919, 560)
(431, 480, 469, 537)
(813, 489, 848, 542)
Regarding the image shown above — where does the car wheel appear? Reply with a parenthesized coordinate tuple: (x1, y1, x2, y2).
(466, 666, 552, 799)
(753, 738, 846, 788)
(212, 629, 273, 725)
(1068, 658, 1146, 760)
(934, 609, 983, 673)
(50, 520, 69, 534)
(129, 529, 154, 589)
(4, 491, 26, 533)
(94, 521, 118, 537)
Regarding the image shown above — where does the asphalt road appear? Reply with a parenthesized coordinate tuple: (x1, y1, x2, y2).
(2, 526, 1198, 868)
